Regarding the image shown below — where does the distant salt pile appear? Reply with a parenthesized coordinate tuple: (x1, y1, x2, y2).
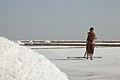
(0, 37, 68, 80)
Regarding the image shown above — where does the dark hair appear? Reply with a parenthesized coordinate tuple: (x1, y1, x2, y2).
(89, 27, 94, 32)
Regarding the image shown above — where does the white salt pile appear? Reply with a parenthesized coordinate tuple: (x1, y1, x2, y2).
(0, 36, 68, 80)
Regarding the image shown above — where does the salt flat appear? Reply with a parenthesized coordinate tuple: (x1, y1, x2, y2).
(35, 47, 120, 80)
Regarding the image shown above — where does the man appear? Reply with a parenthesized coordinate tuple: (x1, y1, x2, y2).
(85, 27, 96, 60)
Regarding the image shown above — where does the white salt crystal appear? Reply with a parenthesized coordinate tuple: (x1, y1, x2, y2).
(0, 37, 68, 80)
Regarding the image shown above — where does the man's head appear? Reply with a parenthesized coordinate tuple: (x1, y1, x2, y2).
(89, 27, 94, 32)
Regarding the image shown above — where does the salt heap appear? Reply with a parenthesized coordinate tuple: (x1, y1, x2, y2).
(0, 37, 68, 80)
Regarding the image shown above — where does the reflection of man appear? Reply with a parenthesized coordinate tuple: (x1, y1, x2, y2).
(85, 27, 96, 60)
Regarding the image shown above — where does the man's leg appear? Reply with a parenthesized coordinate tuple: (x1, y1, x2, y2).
(90, 44, 95, 60)
(90, 54, 93, 60)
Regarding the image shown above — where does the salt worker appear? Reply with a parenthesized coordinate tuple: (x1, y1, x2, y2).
(85, 27, 97, 60)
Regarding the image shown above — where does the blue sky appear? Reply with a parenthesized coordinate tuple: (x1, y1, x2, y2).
(0, 0, 120, 40)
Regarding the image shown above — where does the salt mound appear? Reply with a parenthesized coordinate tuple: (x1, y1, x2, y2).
(0, 37, 68, 80)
